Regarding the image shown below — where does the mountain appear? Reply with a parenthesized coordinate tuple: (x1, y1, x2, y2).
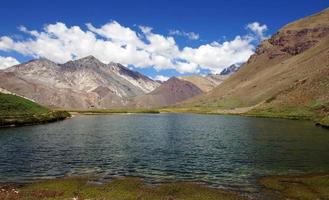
(178, 65, 240, 92)
(0, 92, 70, 127)
(181, 8, 329, 124)
(219, 64, 240, 75)
(131, 77, 203, 108)
(0, 56, 160, 109)
(178, 74, 229, 92)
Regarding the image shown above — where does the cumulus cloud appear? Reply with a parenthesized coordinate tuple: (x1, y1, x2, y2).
(0, 21, 268, 74)
(0, 56, 20, 69)
(180, 37, 254, 73)
(246, 22, 268, 40)
(153, 75, 170, 82)
(169, 30, 199, 40)
(87, 21, 143, 47)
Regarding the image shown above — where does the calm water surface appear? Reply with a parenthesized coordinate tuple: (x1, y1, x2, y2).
(0, 114, 329, 190)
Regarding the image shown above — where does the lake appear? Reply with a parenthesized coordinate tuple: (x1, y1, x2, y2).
(0, 113, 328, 191)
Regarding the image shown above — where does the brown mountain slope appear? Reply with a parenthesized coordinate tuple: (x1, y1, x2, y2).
(0, 56, 160, 109)
(178, 65, 239, 92)
(180, 8, 329, 124)
(131, 77, 203, 108)
(178, 74, 228, 92)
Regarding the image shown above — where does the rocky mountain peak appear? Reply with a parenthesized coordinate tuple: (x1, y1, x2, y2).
(131, 76, 203, 108)
(77, 55, 102, 64)
(248, 8, 329, 63)
(220, 64, 239, 75)
(62, 55, 106, 69)
(165, 76, 180, 82)
(0, 56, 161, 109)
(5, 58, 59, 73)
(151, 76, 202, 95)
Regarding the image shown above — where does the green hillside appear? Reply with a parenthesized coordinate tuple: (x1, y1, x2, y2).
(0, 93, 70, 127)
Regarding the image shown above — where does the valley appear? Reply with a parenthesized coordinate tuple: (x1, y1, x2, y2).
(0, 4, 328, 200)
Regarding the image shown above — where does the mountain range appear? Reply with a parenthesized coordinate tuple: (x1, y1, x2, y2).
(0, 56, 161, 109)
(0, 55, 237, 109)
(0, 7, 328, 127)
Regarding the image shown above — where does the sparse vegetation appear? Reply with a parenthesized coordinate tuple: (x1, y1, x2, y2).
(246, 106, 314, 120)
(2, 174, 329, 200)
(65, 108, 160, 114)
(0, 93, 70, 127)
(246, 101, 329, 128)
(159, 106, 212, 114)
(260, 174, 329, 200)
(0, 177, 244, 200)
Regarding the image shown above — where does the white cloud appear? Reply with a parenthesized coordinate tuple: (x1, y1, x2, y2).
(180, 36, 255, 73)
(153, 75, 170, 82)
(169, 30, 199, 40)
(0, 21, 268, 74)
(87, 21, 143, 47)
(0, 56, 20, 69)
(175, 61, 199, 73)
(246, 22, 268, 40)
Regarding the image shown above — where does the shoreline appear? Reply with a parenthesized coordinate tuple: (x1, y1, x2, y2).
(2, 105, 325, 129)
(62, 107, 329, 130)
(0, 111, 71, 128)
(1, 173, 328, 200)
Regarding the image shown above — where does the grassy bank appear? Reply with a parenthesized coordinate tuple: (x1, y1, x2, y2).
(245, 102, 329, 128)
(0, 93, 70, 127)
(159, 107, 212, 114)
(0, 178, 243, 200)
(2, 174, 329, 200)
(65, 108, 160, 115)
(58, 101, 329, 128)
(160, 102, 329, 129)
(318, 116, 329, 128)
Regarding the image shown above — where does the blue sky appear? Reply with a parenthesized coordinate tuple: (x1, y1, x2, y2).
(0, 0, 328, 80)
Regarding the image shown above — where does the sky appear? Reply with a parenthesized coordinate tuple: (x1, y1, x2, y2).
(0, 0, 328, 81)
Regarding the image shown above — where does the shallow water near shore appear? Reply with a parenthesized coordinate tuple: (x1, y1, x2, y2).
(0, 113, 328, 192)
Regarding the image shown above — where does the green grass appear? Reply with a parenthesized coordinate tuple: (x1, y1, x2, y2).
(318, 116, 329, 128)
(3, 174, 329, 200)
(1, 177, 243, 200)
(65, 108, 160, 114)
(0, 93, 70, 127)
(0, 93, 50, 115)
(246, 101, 329, 128)
(246, 106, 314, 120)
(159, 107, 213, 114)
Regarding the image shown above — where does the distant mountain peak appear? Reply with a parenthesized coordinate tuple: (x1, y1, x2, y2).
(132, 75, 203, 108)
(166, 76, 179, 82)
(26, 58, 55, 65)
(219, 64, 240, 75)
(83, 55, 97, 60)
(71, 55, 104, 65)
